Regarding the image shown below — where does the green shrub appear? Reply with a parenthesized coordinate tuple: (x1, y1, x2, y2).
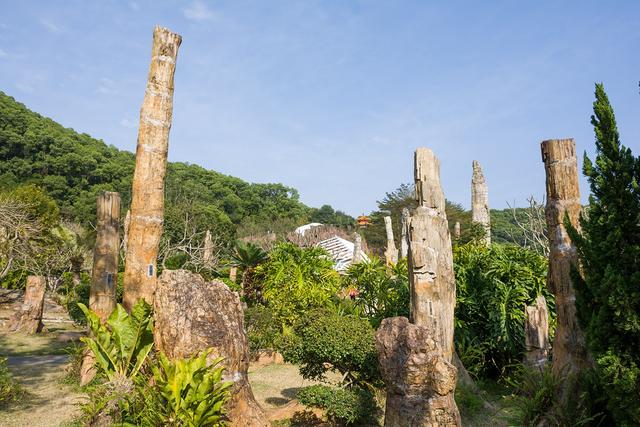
(66, 282, 90, 325)
(0, 269, 28, 289)
(79, 300, 154, 382)
(0, 357, 25, 407)
(146, 350, 232, 426)
(453, 243, 552, 377)
(282, 309, 380, 387)
(256, 243, 341, 327)
(244, 305, 281, 355)
(342, 257, 409, 327)
(297, 384, 377, 426)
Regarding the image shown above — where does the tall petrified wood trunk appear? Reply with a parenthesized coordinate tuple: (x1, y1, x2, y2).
(154, 270, 269, 427)
(453, 221, 461, 241)
(384, 216, 399, 265)
(377, 148, 460, 426)
(123, 209, 131, 254)
(471, 160, 491, 245)
(123, 26, 181, 311)
(525, 295, 550, 369)
(7, 275, 46, 333)
(410, 148, 456, 362)
(203, 230, 213, 264)
(90, 192, 121, 322)
(80, 192, 122, 385)
(541, 138, 590, 377)
(400, 208, 410, 259)
(352, 232, 363, 264)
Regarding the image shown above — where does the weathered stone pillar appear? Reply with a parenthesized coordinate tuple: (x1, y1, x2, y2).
(453, 221, 461, 241)
(154, 270, 269, 427)
(203, 230, 213, 264)
(376, 317, 460, 427)
(90, 192, 121, 323)
(7, 275, 46, 333)
(123, 26, 181, 311)
(541, 138, 590, 377)
(352, 232, 363, 264)
(525, 295, 549, 369)
(229, 266, 237, 283)
(471, 160, 491, 245)
(384, 216, 399, 265)
(409, 148, 456, 362)
(80, 192, 121, 385)
(123, 209, 131, 254)
(400, 208, 410, 259)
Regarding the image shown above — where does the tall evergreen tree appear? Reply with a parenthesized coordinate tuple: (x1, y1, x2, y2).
(570, 83, 640, 424)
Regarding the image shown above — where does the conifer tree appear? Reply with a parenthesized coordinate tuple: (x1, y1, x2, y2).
(571, 83, 640, 424)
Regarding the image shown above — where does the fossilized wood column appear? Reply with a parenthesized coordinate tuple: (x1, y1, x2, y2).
(525, 295, 549, 369)
(7, 275, 46, 333)
(203, 230, 213, 264)
(352, 232, 363, 263)
(471, 160, 491, 245)
(122, 209, 131, 254)
(384, 216, 399, 265)
(400, 208, 410, 259)
(453, 221, 461, 241)
(409, 148, 456, 362)
(123, 26, 182, 311)
(229, 266, 237, 283)
(90, 192, 121, 322)
(81, 192, 121, 385)
(376, 317, 461, 427)
(541, 138, 590, 377)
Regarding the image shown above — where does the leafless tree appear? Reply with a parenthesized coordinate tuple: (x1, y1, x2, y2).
(506, 196, 549, 257)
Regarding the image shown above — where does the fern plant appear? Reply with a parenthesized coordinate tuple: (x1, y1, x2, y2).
(79, 300, 154, 381)
(149, 349, 232, 427)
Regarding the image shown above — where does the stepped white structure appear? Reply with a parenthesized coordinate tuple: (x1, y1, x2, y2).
(295, 223, 368, 272)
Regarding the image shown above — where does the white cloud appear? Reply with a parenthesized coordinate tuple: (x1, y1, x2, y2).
(120, 118, 137, 129)
(39, 18, 66, 34)
(183, 0, 215, 22)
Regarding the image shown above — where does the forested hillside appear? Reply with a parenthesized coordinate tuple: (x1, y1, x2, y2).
(0, 91, 351, 240)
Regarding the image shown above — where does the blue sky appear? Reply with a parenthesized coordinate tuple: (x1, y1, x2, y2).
(1, 1, 639, 216)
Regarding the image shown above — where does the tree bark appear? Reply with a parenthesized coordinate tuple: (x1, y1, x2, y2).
(471, 160, 491, 245)
(409, 148, 456, 363)
(122, 209, 131, 255)
(384, 216, 399, 265)
(524, 295, 550, 369)
(123, 26, 182, 311)
(7, 275, 46, 333)
(541, 138, 590, 377)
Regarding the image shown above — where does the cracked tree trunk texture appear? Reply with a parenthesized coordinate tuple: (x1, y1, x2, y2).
(8, 276, 45, 333)
(400, 208, 410, 259)
(410, 148, 456, 363)
(541, 138, 590, 377)
(123, 26, 181, 311)
(471, 160, 491, 245)
(81, 192, 121, 385)
(123, 209, 130, 254)
(525, 295, 550, 369)
(376, 317, 461, 427)
(353, 232, 363, 263)
(153, 270, 269, 427)
(384, 216, 399, 265)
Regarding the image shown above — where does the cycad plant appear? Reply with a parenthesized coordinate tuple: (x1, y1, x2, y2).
(230, 240, 267, 301)
(79, 300, 154, 381)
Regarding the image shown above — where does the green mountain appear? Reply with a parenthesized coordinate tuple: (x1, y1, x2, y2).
(0, 91, 350, 241)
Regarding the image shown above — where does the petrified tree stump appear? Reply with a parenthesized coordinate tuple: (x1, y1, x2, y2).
(541, 139, 590, 377)
(203, 229, 214, 264)
(384, 216, 399, 265)
(8, 276, 46, 333)
(525, 295, 550, 369)
(123, 26, 182, 311)
(453, 221, 461, 241)
(352, 232, 363, 264)
(471, 160, 491, 245)
(410, 148, 456, 362)
(400, 208, 410, 259)
(123, 209, 130, 255)
(81, 191, 121, 385)
(376, 317, 461, 427)
(153, 270, 268, 427)
(229, 266, 237, 283)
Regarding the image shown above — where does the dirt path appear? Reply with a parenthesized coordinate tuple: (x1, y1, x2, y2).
(0, 355, 83, 427)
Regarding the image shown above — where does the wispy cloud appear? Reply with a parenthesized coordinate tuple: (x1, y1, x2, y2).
(39, 18, 66, 34)
(183, 0, 216, 22)
(120, 118, 137, 129)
